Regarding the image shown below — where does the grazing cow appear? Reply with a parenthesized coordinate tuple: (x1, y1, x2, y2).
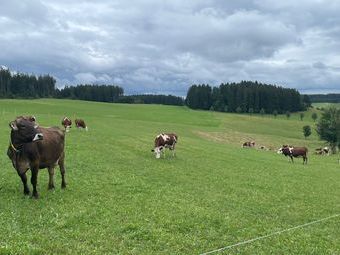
(75, 119, 88, 131)
(277, 145, 308, 164)
(315, 147, 330, 156)
(7, 116, 66, 198)
(61, 117, 72, 132)
(151, 133, 178, 159)
(242, 141, 255, 148)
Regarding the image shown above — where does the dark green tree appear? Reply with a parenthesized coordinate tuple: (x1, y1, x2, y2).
(316, 107, 340, 154)
(303, 125, 311, 139)
(312, 112, 318, 122)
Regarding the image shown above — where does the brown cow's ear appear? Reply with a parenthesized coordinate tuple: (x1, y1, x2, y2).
(9, 121, 18, 130)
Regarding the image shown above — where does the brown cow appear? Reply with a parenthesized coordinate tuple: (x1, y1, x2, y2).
(242, 141, 255, 148)
(61, 117, 72, 132)
(75, 119, 88, 131)
(7, 116, 66, 198)
(151, 133, 178, 159)
(277, 145, 308, 164)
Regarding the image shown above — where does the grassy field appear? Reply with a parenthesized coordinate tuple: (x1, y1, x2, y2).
(0, 99, 339, 255)
(313, 102, 340, 109)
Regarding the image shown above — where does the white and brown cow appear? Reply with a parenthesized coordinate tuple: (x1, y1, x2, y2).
(315, 147, 330, 156)
(61, 117, 72, 132)
(151, 133, 178, 159)
(242, 141, 255, 148)
(277, 145, 308, 164)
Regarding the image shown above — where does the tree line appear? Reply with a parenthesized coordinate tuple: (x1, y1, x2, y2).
(0, 67, 183, 105)
(186, 81, 311, 113)
(117, 94, 184, 105)
(0, 68, 55, 98)
(308, 93, 340, 103)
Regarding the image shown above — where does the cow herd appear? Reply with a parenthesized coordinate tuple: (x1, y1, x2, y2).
(61, 117, 88, 131)
(6, 115, 178, 198)
(242, 139, 330, 165)
(5, 114, 332, 199)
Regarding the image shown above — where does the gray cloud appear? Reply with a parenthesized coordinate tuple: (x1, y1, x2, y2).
(1, 0, 340, 95)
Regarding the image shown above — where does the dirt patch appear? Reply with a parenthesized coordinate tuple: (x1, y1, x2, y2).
(194, 130, 295, 151)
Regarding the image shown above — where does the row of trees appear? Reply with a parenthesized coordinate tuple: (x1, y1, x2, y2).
(0, 68, 55, 98)
(0, 67, 184, 105)
(56, 85, 124, 103)
(186, 81, 311, 113)
(309, 94, 340, 103)
(117, 94, 184, 105)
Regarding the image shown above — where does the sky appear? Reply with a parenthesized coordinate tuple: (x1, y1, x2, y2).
(1, 0, 340, 95)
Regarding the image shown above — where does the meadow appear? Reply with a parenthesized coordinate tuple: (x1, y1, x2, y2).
(0, 99, 339, 254)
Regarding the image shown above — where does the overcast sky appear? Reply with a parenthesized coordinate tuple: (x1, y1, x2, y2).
(1, 0, 340, 95)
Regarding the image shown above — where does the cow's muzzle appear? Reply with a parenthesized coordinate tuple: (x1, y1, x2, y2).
(33, 133, 44, 142)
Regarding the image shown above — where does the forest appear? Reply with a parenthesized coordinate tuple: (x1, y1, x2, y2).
(0, 68, 183, 105)
(1, 67, 311, 111)
(186, 81, 311, 113)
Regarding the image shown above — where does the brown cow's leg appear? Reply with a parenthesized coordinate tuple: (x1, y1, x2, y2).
(290, 156, 294, 163)
(48, 167, 55, 190)
(59, 156, 67, 189)
(18, 172, 30, 195)
(31, 167, 39, 199)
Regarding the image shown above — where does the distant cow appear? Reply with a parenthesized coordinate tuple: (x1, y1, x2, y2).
(242, 141, 255, 148)
(75, 119, 88, 131)
(315, 147, 330, 156)
(151, 133, 178, 159)
(61, 117, 72, 132)
(7, 116, 66, 198)
(277, 145, 308, 164)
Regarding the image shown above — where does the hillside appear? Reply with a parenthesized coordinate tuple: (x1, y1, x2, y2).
(0, 99, 339, 254)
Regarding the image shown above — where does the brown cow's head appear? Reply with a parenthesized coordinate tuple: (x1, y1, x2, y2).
(9, 117, 43, 144)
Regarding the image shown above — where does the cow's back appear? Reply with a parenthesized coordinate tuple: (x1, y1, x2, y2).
(36, 127, 65, 167)
(292, 147, 308, 156)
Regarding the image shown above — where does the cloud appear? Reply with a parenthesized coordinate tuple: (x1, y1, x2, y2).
(0, 0, 340, 95)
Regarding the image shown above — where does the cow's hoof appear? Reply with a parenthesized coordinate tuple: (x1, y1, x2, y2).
(24, 189, 30, 195)
(48, 185, 55, 190)
(61, 183, 67, 189)
(32, 192, 39, 199)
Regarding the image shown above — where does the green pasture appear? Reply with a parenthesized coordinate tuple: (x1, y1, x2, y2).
(0, 99, 339, 254)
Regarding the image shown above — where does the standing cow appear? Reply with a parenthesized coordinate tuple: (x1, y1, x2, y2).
(151, 133, 178, 159)
(242, 141, 255, 148)
(7, 116, 67, 198)
(75, 119, 88, 131)
(61, 117, 72, 132)
(277, 145, 308, 164)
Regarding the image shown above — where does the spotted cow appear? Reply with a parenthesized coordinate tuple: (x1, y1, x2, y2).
(151, 133, 178, 159)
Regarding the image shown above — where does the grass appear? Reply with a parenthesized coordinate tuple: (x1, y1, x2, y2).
(0, 99, 339, 254)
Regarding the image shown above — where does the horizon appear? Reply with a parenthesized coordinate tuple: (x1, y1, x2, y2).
(1, 1, 340, 96)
